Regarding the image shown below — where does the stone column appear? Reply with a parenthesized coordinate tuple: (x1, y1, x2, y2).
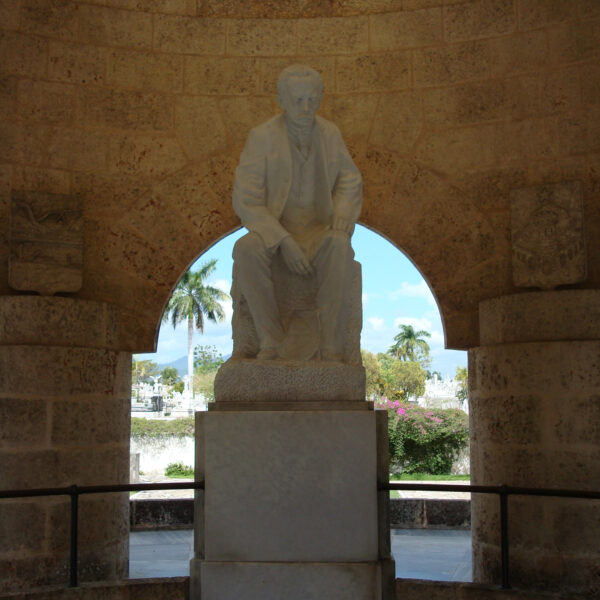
(0, 297, 131, 593)
(469, 290, 600, 596)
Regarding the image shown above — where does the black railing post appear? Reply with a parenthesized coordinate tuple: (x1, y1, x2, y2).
(69, 485, 79, 588)
(499, 485, 510, 589)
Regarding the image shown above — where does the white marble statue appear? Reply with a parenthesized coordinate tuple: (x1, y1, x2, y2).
(231, 65, 363, 362)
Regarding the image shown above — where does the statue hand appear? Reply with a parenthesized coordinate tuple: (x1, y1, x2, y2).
(332, 216, 352, 234)
(280, 236, 313, 276)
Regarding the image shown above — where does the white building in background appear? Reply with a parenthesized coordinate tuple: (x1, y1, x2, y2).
(416, 374, 468, 413)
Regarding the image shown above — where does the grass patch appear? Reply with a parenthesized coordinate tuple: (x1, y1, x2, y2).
(390, 473, 470, 481)
(131, 417, 194, 439)
(165, 462, 194, 478)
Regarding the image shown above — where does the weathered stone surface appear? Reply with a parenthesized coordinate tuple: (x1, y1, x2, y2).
(174, 96, 228, 160)
(414, 40, 489, 87)
(259, 56, 335, 95)
(17, 80, 75, 124)
(369, 8, 442, 50)
(108, 49, 183, 92)
(105, 0, 196, 14)
(489, 29, 549, 76)
(214, 360, 366, 402)
(297, 16, 369, 54)
(107, 133, 186, 177)
(336, 52, 411, 93)
(0, 578, 189, 599)
(78, 87, 173, 131)
(48, 40, 106, 85)
(20, 0, 79, 41)
(197, 0, 402, 18)
(0, 398, 47, 448)
(219, 97, 275, 143)
(518, 0, 575, 28)
(0, 0, 20, 31)
(369, 91, 421, 154)
(510, 181, 586, 289)
(444, 0, 516, 42)
(0, 122, 51, 167)
(12, 166, 71, 195)
(154, 14, 225, 54)
(9, 191, 83, 295)
(50, 397, 130, 445)
(323, 94, 378, 144)
(0, 31, 47, 78)
(0, 346, 131, 396)
(78, 4, 153, 49)
(48, 127, 108, 171)
(185, 56, 259, 95)
(479, 290, 600, 345)
(0, 501, 46, 554)
(423, 79, 524, 127)
(228, 19, 297, 56)
(417, 124, 497, 172)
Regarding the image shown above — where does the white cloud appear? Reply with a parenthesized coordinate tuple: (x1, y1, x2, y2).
(366, 316, 385, 331)
(392, 316, 433, 332)
(388, 281, 436, 306)
(362, 293, 369, 305)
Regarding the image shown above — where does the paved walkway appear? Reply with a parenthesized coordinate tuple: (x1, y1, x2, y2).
(129, 529, 472, 582)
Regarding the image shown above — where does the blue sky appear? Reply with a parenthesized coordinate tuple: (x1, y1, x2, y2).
(139, 225, 467, 378)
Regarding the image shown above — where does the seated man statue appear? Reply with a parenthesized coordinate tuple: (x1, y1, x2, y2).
(231, 64, 362, 362)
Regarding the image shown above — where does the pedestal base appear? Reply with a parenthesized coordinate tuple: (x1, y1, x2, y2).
(191, 561, 383, 600)
(191, 409, 393, 600)
(214, 359, 366, 402)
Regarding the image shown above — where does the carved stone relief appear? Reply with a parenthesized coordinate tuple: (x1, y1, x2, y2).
(9, 191, 83, 295)
(510, 181, 586, 290)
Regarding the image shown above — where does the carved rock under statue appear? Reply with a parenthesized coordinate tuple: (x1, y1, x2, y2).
(193, 66, 392, 600)
(214, 63, 366, 403)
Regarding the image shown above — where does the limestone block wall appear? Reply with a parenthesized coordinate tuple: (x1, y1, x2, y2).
(469, 291, 600, 595)
(0, 0, 597, 352)
(0, 297, 131, 592)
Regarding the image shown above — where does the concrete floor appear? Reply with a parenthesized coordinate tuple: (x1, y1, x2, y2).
(129, 528, 472, 582)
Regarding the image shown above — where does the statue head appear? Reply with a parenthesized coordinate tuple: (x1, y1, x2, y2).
(276, 64, 323, 128)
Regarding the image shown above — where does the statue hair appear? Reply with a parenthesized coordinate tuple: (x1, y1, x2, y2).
(277, 65, 323, 98)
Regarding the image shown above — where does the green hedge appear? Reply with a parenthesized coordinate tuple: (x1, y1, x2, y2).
(131, 417, 195, 439)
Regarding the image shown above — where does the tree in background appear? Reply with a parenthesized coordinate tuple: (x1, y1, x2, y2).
(193, 345, 225, 403)
(378, 353, 426, 401)
(194, 345, 224, 373)
(455, 366, 468, 405)
(162, 259, 230, 403)
(388, 324, 431, 365)
(361, 350, 383, 399)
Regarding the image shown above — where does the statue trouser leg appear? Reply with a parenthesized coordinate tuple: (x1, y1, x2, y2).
(312, 230, 354, 360)
(232, 232, 284, 354)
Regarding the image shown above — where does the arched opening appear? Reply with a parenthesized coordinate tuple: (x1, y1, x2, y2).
(128, 224, 470, 582)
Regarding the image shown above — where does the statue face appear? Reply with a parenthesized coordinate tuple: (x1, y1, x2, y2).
(280, 75, 321, 127)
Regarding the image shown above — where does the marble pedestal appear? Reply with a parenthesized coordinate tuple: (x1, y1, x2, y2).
(190, 409, 394, 600)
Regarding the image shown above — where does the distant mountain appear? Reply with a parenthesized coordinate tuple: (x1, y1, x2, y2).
(158, 355, 188, 375)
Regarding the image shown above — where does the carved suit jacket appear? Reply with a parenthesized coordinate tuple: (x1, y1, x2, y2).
(232, 113, 363, 249)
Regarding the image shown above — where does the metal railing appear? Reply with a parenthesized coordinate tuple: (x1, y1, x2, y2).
(1, 482, 599, 590)
(0, 481, 204, 588)
(383, 482, 600, 589)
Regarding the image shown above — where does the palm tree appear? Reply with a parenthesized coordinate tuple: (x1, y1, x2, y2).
(388, 324, 431, 363)
(162, 259, 230, 404)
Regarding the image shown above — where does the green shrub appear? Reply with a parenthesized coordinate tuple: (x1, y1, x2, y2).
(377, 400, 469, 475)
(131, 417, 194, 439)
(165, 462, 194, 477)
